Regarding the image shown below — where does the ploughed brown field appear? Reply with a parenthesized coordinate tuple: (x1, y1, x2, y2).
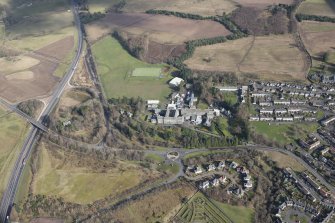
(86, 12, 231, 44)
(0, 36, 74, 103)
(185, 35, 307, 82)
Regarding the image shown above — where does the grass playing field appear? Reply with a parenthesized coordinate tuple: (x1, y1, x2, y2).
(132, 67, 162, 77)
(92, 36, 172, 101)
(0, 106, 28, 201)
(250, 122, 319, 146)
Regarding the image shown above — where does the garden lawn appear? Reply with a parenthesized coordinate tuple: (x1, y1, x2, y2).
(250, 122, 319, 145)
(92, 36, 172, 101)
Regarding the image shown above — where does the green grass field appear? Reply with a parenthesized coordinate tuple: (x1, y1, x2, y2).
(298, 0, 335, 18)
(212, 200, 254, 223)
(92, 36, 172, 101)
(132, 67, 162, 77)
(175, 192, 254, 223)
(250, 122, 319, 145)
(0, 106, 28, 200)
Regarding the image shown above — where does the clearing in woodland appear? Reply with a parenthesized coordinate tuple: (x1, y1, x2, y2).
(185, 35, 307, 82)
(85, 12, 230, 44)
(32, 143, 163, 204)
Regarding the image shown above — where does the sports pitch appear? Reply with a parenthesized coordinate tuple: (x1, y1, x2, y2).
(132, 68, 162, 77)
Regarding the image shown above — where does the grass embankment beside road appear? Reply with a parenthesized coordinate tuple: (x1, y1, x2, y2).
(262, 151, 306, 172)
(250, 122, 319, 146)
(0, 106, 28, 201)
(92, 36, 172, 101)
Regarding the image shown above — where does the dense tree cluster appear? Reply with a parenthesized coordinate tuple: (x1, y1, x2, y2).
(296, 14, 335, 23)
(17, 99, 43, 118)
(79, 11, 105, 24)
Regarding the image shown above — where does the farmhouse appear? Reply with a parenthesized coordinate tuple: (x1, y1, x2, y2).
(169, 77, 184, 88)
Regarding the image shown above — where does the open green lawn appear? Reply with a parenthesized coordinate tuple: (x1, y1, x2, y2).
(212, 200, 254, 223)
(250, 122, 319, 145)
(92, 36, 172, 101)
(298, 0, 335, 18)
(0, 106, 28, 200)
(132, 67, 162, 77)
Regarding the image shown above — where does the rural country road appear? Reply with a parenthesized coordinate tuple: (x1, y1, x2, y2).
(0, 0, 84, 222)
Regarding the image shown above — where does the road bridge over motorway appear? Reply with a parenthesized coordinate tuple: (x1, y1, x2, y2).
(0, 99, 48, 132)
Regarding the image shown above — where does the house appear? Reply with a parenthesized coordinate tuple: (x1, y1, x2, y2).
(259, 108, 274, 114)
(249, 116, 260, 121)
(207, 164, 216, 172)
(259, 101, 272, 106)
(194, 166, 203, 175)
(230, 161, 239, 169)
(244, 175, 251, 181)
(321, 147, 330, 155)
(275, 109, 287, 115)
(244, 181, 253, 189)
(219, 175, 227, 184)
(321, 116, 335, 126)
(169, 77, 184, 88)
(217, 86, 238, 91)
(217, 161, 225, 169)
(199, 181, 210, 189)
(63, 120, 71, 127)
(307, 140, 321, 150)
(273, 100, 290, 105)
(211, 178, 220, 187)
(147, 100, 160, 109)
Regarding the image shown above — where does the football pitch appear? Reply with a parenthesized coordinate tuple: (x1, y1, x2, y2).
(132, 68, 162, 77)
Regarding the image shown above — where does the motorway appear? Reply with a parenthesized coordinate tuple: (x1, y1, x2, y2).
(0, 1, 83, 222)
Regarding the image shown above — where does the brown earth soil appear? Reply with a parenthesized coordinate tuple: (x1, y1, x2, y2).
(0, 55, 59, 103)
(86, 12, 231, 44)
(34, 36, 74, 62)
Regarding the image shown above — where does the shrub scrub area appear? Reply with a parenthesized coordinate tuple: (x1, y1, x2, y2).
(92, 36, 172, 101)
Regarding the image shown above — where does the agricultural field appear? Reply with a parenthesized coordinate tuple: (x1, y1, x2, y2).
(174, 192, 254, 223)
(31, 143, 163, 204)
(113, 183, 196, 223)
(234, 0, 294, 8)
(92, 36, 173, 101)
(250, 122, 319, 146)
(0, 0, 77, 102)
(87, 0, 238, 16)
(262, 151, 306, 172)
(299, 21, 335, 70)
(0, 105, 28, 201)
(185, 35, 307, 82)
(298, 0, 335, 18)
(85, 12, 230, 44)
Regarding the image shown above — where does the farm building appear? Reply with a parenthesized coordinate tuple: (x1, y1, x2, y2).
(169, 77, 184, 88)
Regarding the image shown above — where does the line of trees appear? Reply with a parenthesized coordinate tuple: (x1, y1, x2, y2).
(296, 14, 335, 23)
(79, 11, 105, 24)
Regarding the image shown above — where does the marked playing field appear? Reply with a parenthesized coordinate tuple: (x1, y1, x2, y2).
(132, 67, 162, 77)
